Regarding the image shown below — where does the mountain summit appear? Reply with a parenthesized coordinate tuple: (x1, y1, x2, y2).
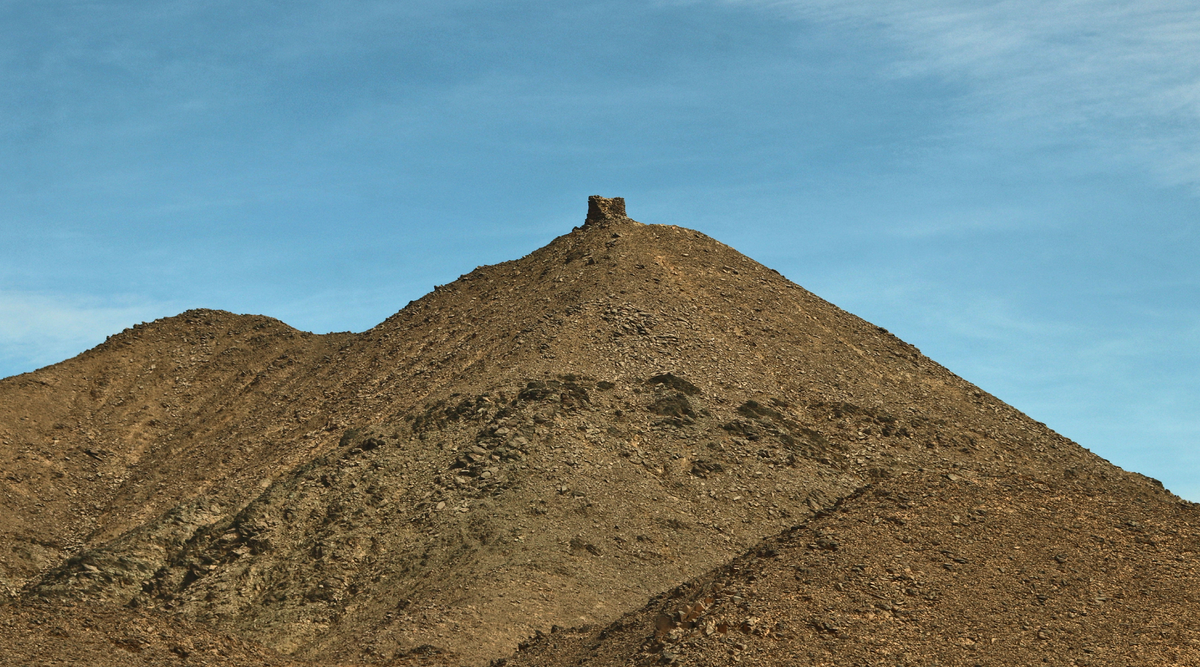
(2, 198, 1197, 666)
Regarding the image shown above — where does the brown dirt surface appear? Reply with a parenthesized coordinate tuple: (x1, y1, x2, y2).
(0, 601, 307, 667)
(504, 471, 1200, 667)
(2, 196, 1196, 666)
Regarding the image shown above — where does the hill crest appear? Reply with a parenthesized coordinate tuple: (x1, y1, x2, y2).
(1, 196, 1193, 666)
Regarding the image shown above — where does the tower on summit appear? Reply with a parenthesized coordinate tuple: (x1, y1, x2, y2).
(584, 195, 628, 225)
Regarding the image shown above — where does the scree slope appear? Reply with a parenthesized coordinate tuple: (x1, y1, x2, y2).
(2, 197, 1196, 666)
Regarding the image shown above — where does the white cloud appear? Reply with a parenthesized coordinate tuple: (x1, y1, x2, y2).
(733, 0, 1200, 187)
(0, 291, 177, 378)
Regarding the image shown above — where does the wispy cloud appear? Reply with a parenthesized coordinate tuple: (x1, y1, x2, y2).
(0, 291, 178, 379)
(734, 0, 1200, 187)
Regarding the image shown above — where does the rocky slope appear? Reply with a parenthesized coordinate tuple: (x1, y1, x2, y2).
(0, 311, 349, 596)
(2, 196, 1195, 666)
(506, 470, 1199, 667)
(0, 601, 307, 667)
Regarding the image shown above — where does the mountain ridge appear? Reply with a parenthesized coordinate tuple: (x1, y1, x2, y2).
(1, 196, 1195, 666)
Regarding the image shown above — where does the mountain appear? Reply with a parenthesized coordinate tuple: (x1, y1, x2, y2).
(1, 196, 1195, 666)
(505, 470, 1200, 667)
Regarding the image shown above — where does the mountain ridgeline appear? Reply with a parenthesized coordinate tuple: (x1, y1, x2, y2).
(1, 197, 1196, 666)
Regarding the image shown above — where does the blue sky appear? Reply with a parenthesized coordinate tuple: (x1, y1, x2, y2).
(2, 0, 1197, 500)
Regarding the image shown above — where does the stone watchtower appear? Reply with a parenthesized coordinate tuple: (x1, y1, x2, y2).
(584, 195, 633, 227)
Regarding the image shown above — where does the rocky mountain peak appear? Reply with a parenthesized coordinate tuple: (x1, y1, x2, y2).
(1, 198, 1196, 667)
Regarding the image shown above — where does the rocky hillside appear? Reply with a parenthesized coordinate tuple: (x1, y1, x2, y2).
(506, 470, 1199, 667)
(2, 196, 1196, 666)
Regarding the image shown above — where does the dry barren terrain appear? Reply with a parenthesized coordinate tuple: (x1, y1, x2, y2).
(2, 197, 1196, 666)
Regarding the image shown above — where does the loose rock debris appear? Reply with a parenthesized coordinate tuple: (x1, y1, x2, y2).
(2, 196, 1196, 666)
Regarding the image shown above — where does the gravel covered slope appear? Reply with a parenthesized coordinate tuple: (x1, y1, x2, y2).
(2, 197, 1194, 667)
(506, 471, 1199, 667)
